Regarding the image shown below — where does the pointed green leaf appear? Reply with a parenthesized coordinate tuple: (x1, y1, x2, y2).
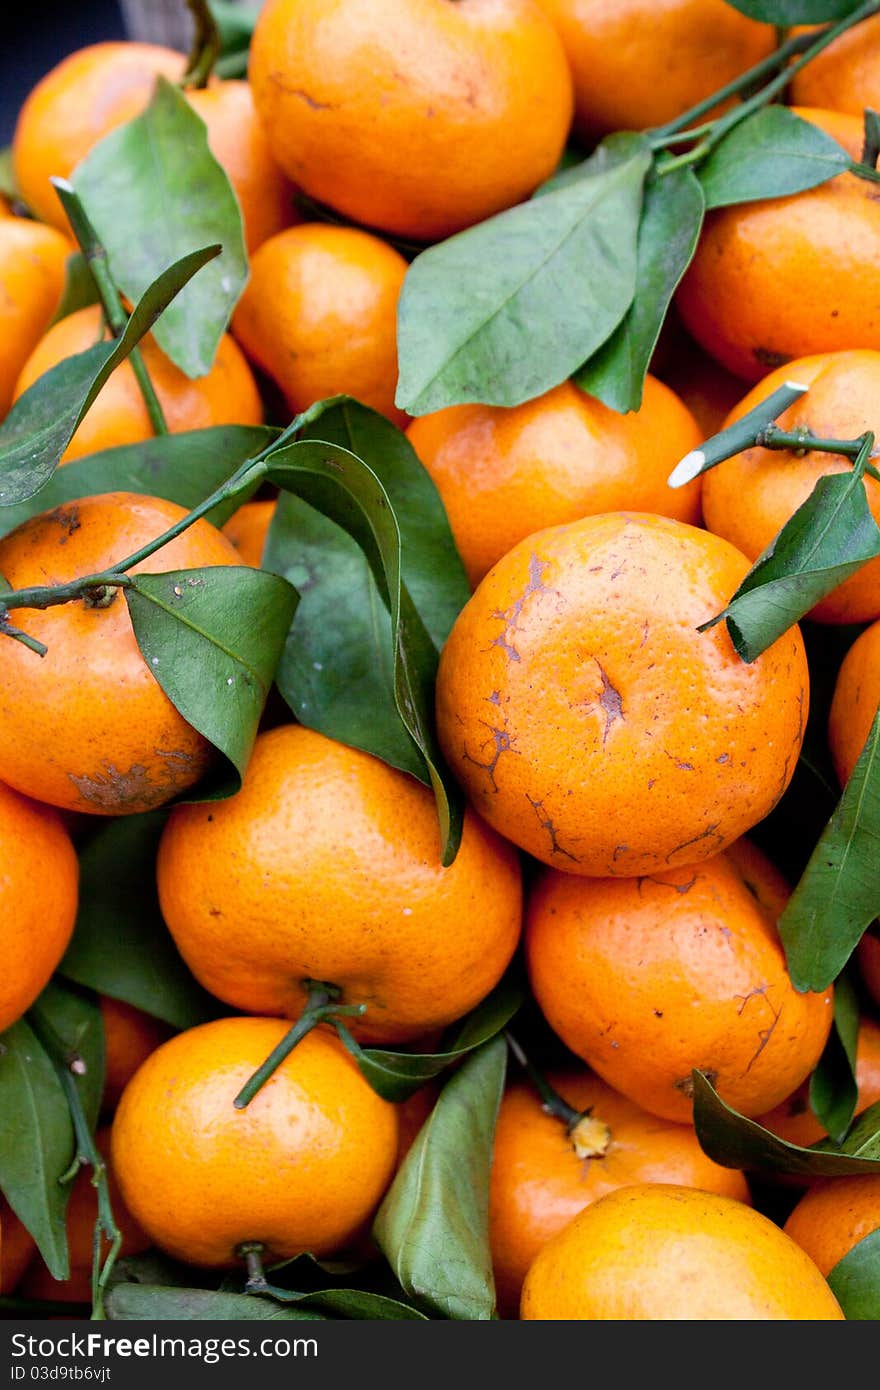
(28, 980, 105, 1133)
(0, 425, 276, 541)
(698, 106, 850, 210)
(336, 971, 524, 1101)
(60, 812, 220, 1030)
(827, 1228, 880, 1318)
(106, 1285, 326, 1321)
(724, 1, 865, 20)
(373, 1036, 506, 1320)
(692, 1069, 880, 1177)
(0, 245, 219, 506)
(73, 77, 247, 378)
(264, 398, 468, 789)
(576, 167, 704, 412)
(266, 438, 463, 864)
(126, 566, 298, 791)
(809, 969, 860, 1143)
(700, 471, 880, 662)
(0, 1019, 74, 1279)
(779, 706, 880, 991)
(395, 136, 651, 414)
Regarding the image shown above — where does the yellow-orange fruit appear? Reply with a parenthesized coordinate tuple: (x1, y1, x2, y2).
(111, 1017, 399, 1267)
(520, 1184, 845, 1319)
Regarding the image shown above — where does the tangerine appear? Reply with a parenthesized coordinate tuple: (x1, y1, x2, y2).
(248, 0, 574, 241)
(231, 223, 407, 426)
(525, 839, 833, 1122)
(0, 491, 243, 815)
(520, 1184, 845, 1319)
(156, 724, 522, 1044)
(0, 779, 78, 1033)
(676, 108, 880, 381)
(111, 1017, 399, 1267)
(435, 511, 809, 876)
(406, 375, 702, 590)
(14, 304, 262, 464)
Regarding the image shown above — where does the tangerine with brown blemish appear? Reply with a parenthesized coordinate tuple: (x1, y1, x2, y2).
(110, 1017, 399, 1267)
(0, 491, 243, 816)
(435, 511, 809, 876)
(405, 375, 703, 590)
(248, 0, 573, 243)
(524, 839, 833, 1123)
(520, 1184, 845, 1319)
(156, 724, 522, 1045)
(489, 1067, 751, 1317)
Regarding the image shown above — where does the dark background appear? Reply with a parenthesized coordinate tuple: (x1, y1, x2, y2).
(1, 1, 128, 145)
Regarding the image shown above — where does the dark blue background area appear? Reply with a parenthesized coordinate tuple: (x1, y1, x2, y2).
(0, 0, 127, 145)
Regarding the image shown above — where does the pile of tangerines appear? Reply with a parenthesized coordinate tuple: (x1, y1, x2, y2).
(3, 0, 880, 1325)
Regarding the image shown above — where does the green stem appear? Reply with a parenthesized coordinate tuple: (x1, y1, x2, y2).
(0, 457, 267, 617)
(504, 1031, 582, 1130)
(51, 179, 168, 437)
(27, 1010, 121, 1321)
(238, 1242, 308, 1303)
(181, 0, 222, 89)
(233, 983, 367, 1110)
(649, 27, 822, 145)
(0, 618, 47, 656)
(654, 1, 880, 172)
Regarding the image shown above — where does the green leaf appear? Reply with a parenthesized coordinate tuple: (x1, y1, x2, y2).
(265, 399, 468, 787)
(723, 0, 866, 20)
(809, 969, 860, 1143)
(292, 1290, 426, 1319)
(699, 471, 880, 663)
(299, 400, 469, 649)
(828, 1228, 880, 1318)
(266, 439, 463, 865)
(73, 77, 248, 378)
(106, 1285, 326, 1321)
(692, 1069, 880, 1177)
(28, 980, 104, 1134)
(0, 425, 276, 541)
(50, 251, 100, 326)
(60, 812, 219, 1030)
(698, 106, 850, 210)
(0, 245, 219, 507)
(126, 565, 299, 790)
(576, 166, 704, 412)
(372, 1035, 506, 1320)
(395, 135, 651, 415)
(779, 706, 880, 991)
(0, 1019, 74, 1278)
(337, 971, 524, 1101)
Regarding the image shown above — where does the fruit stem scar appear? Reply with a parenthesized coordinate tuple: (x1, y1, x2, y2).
(232, 980, 366, 1110)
